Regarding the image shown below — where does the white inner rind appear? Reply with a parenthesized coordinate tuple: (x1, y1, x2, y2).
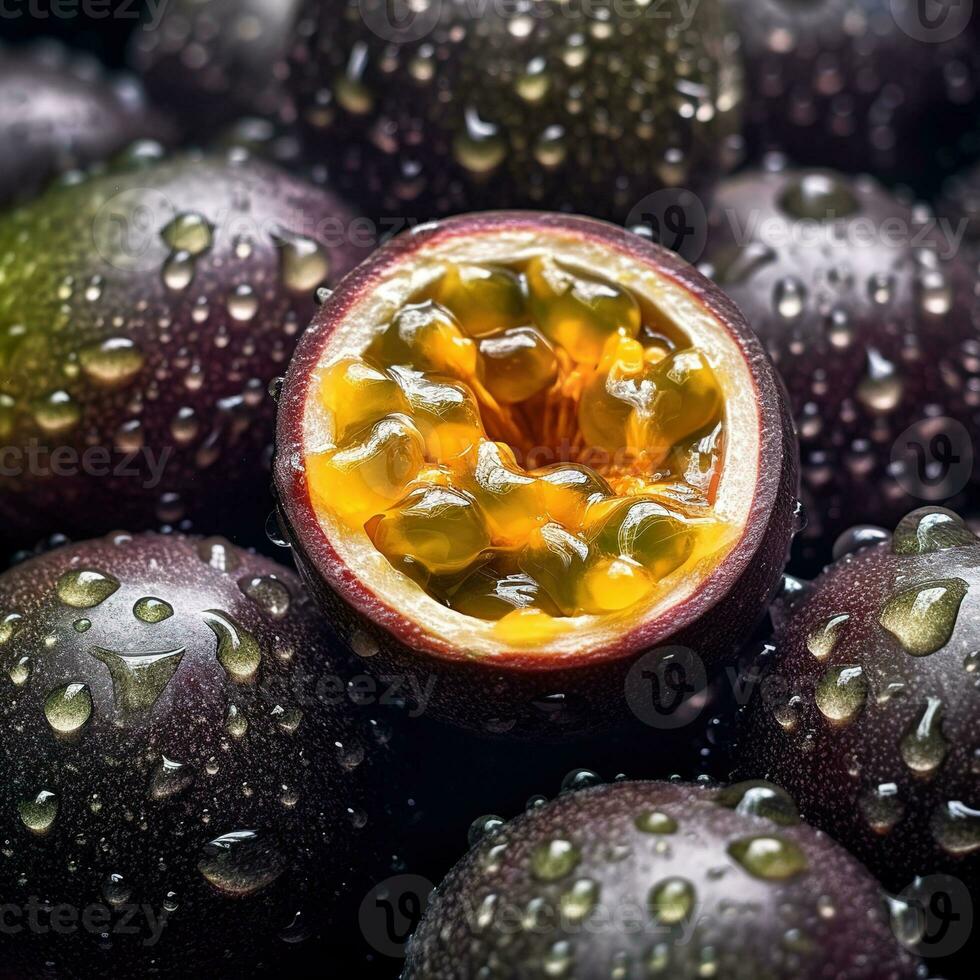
(301, 227, 760, 659)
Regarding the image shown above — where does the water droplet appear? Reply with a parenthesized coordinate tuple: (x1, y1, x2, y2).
(44, 683, 93, 733)
(648, 877, 696, 924)
(79, 338, 144, 386)
(133, 597, 173, 624)
(33, 390, 80, 434)
(226, 704, 248, 738)
(542, 939, 573, 977)
(879, 579, 967, 656)
(634, 810, 678, 834)
(197, 537, 240, 572)
(162, 250, 196, 291)
(203, 610, 262, 681)
(149, 756, 194, 800)
(56, 569, 120, 608)
(102, 873, 133, 906)
(714, 782, 800, 826)
(773, 278, 806, 320)
(559, 878, 599, 924)
(0, 612, 23, 645)
(277, 231, 330, 293)
(228, 284, 259, 322)
(468, 814, 505, 847)
(892, 508, 976, 556)
(900, 697, 949, 775)
(18, 790, 58, 834)
(453, 107, 506, 174)
(531, 838, 581, 882)
(931, 800, 980, 855)
(779, 173, 859, 220)
(832, 525, 890, 560)
(74, 618, 91, 633)
(560, 769, 601, 793)
(727, 836, 808, 880)
(161, 212, 214, 256)
(8, 657, 31, 686)
(237, 576, 291, 619)
(198, 830, 285, 896)
(859, 783, 905, 834)
(806, 614, 850, 660)
(90, 646, 185, 723)
(815, 665, 869, 723)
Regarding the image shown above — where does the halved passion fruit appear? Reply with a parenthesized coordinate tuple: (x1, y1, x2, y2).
(274, 214, 798, 736)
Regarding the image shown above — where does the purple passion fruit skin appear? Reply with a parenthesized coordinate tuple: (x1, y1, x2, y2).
(737, 507, 980, 892)
(131, 0, 301, 136)
(723, 0, 980, 185)
(0, 149, 369, 549)
(700, 165, 979, 564)
(403, 780, 921, 980)
(272, 211, 799, 739)
(285, 0, 744, 222)
(0, 42, 173, 207)
(0, 532, 383, 977)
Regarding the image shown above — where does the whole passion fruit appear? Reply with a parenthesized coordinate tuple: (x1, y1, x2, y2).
(131, 0, 301, 134)
(403, 779, 920, 979)
(738, 506, 980, 891)
(0, 532, 380, 976)
(723, 0, 980, 185)
(285, 0, 744, 221)
(700, 165, 979, 563)
(0, 42, 171, 206)
(0, 149, 368, 549)
(273, 212, 798, 737)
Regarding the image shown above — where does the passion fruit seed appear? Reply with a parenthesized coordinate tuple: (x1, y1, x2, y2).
(308, 258, 731, 632)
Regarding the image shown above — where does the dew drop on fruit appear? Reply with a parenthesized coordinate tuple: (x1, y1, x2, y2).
(859, 783, 905, 835)
(149, 756, 195, 800)
(198, 829, 286, 897)
(8, 656, 30, 686)
(560, 769, 601, 793)
(197, 536, 241, 572)
(225, 704, 248, 738)
(772, 278, 806, 320)
(805, 614, 849, 660)
(43, 682, 93, 733)
(90, 646, 185, 722)
(648, 877, 696, 924)
(238, 575, 292, 618)
(878, 578, 968, 656)
(892, 508, 976, 555)
(133, 596, 174, 623)
(779, 173, 859, 220)
(162, 250, 196, 291)
(530, 838, 581, 882)
(930, 800, 980, 855)
(203, 610, 262, 682)
(277, 231, 331, 293)
(102, 873, 133, 907)
(814, 665, 868, 723)
(78, 338, 145, 386)
(161, 212, 214, 256)
(559, 878, 599, 924)
(453, 107, 506, 175)
(56, 569, 120, 608)
(726, 835, 808, 880)
(0, 612, 23, 645)
(33, 390, 80, 434)
(542, 940, 573, 975)
(899, 697, 949, 775)
(634, 811, 678, 835)
(832, 524, 890, 560)
(228, 284, 259, 322)
(468, 814, 505, 846)
(714, 781, 800, 826)
(18, 789, 58, 834)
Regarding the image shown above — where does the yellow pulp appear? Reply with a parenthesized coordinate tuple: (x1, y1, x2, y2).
(307, 257, 734, 640)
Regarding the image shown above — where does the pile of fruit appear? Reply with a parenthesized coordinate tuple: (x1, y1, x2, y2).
(0, 2, 977, 978)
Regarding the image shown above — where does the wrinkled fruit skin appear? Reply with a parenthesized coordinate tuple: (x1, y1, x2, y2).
(0, 151, 368, 548)
(285, 0, 743, 221)
(403, 780, 920, 979)
(737, 508, 980, 891)
(723, 0, 980, 185)
(0, 42, 172, 206)
(0, 532, 381, 977)
(701, 166, 979, 564)
(132, 0, 301, 135)
(273, 212, 799, 739)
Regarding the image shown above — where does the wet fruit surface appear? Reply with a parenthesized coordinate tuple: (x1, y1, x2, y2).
(286, 0, 744, 220)
(0, 41, 170, 206)
(132, 0, 301, 134)
(0, 149, 368, 548)
(701, 165, 979, 562)
(723, 0, 980, 185)
(403, 780, 920, 979)
(274, 212, 798, 736)
(737, 507, 980, 890)
(0, 532, 380, 976)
